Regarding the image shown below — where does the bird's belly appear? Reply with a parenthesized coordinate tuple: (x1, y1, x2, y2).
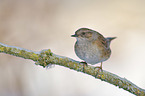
(75, 42, 110, 64)
(82, 49, 102, 64)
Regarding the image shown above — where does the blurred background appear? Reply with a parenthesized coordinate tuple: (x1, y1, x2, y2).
(0, 0, 145, 96)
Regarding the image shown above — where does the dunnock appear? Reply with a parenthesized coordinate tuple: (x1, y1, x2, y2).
(71, 28, 116, 70)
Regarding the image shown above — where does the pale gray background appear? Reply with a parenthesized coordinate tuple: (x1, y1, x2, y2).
(0, 0, 145, 96)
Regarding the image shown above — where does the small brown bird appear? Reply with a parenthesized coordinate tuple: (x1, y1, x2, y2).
(71, 28, 116, 70)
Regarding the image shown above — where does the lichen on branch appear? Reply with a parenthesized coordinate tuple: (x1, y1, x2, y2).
(0, 42, 144, 96)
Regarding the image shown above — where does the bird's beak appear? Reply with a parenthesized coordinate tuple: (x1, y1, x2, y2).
(71, 34, 78, 37)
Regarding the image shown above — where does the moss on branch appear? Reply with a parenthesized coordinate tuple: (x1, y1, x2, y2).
(0, 42, 144, 96)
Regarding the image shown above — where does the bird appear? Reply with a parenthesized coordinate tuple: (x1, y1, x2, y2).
(71, 28, 116, 71)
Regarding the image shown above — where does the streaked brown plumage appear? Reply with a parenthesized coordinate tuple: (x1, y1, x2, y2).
(71, 28, 116, 69)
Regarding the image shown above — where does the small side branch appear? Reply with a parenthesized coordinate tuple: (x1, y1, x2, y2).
(0, 42, 144, 95)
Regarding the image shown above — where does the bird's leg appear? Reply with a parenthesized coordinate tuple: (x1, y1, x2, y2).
(80, 61, 87, 72)
(99, 62, 103, 70)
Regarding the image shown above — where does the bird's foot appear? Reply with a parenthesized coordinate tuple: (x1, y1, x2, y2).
(94, 66, 103, 72)
(94, 62, 103, 78)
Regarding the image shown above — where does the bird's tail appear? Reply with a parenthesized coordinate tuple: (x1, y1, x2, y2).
(106, 37, 116, 47)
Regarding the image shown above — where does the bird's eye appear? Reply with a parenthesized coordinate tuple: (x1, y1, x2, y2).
(82, 32, 85, 35)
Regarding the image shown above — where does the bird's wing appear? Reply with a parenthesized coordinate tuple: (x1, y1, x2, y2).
(93, 32, 108, 48)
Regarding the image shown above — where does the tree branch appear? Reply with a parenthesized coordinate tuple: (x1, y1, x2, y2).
(0, 42, 144, 95)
